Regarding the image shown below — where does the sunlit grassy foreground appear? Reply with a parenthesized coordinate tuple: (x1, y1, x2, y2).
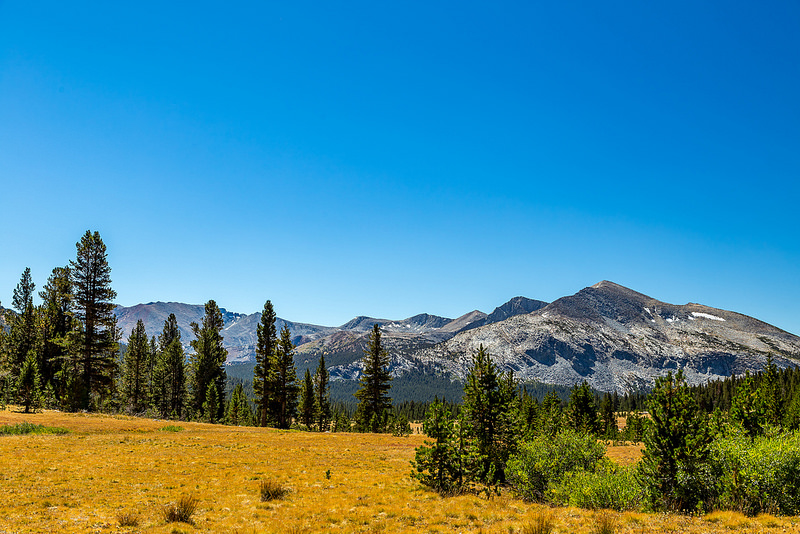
(1, 409, 799, 533)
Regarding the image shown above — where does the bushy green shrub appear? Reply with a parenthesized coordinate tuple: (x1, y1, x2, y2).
(710, 429, 800, 515)
(507, 428, 605, 502)
(551, 460, 642, 511)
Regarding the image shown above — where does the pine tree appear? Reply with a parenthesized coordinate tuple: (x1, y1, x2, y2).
(16, 350, 42, 413)
(411, 399, 461, 494)
(226, 382, 253, 426)
(354, 324, 392, 432)
(333, 408, 351, 432)
(461, 344, 518, 484)
(638, 370, 712, 512)
(38, 266, 74, 399)
(314, 355, 331, 432)
(518, 387, 540, 440)
(161, 338, 187, 418)
(538, 390, 564, 438)
(298, 369, 315, 428)
(0, 309, 10, 407)
(70, 230, 118, 410)
(730, 371, 764, 436)
(623, 410, 645, 442)
(599, 393, 617, 438)
(253, 300, 277, 427)
(189, 300, 227, 422)
(272, 325, 299, 429)
(163, 314, 186, 418)
(151, 313, 185, 416)
(121, 319, 149, 413)
(568, 381, 601, 435)
(147, 335, 158, 402)
(761, 354, 782, 426)
(9, 268, 37, 379)
(202, 381, 220, 423)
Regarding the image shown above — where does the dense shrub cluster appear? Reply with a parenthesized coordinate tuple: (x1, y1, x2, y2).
(506, 429, 605, 502)
(710, 429, 800, 515)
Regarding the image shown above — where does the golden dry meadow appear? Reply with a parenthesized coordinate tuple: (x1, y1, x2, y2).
(1, 408, 799, 534)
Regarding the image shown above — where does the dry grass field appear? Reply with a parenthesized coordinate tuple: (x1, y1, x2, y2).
(1, 408, 799, 533)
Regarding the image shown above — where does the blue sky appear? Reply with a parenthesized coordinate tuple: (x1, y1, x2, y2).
(1, 2, 799, 334)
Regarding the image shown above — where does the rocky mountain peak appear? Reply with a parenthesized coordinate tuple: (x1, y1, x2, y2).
(543, 281, 659, 324)
(486, 296, 548, 323)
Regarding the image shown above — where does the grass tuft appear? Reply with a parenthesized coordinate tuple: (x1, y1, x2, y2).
(162, 495, 198, 524)
(521, 509, 554, 534)
(260, 478, 290, 501)
(159, 425, 184, 432)
(592, 510, 617, 534)
(116, 509, 140, 527)
(0, 422, 69, 435)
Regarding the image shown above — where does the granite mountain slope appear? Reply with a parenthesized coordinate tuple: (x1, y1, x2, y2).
(114, 297, 547, 366)
(407, 281, 800, 392)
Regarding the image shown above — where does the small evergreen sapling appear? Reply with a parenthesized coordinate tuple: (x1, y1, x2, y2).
(16, 350, 42, 413)
(412, 399, 462, 494)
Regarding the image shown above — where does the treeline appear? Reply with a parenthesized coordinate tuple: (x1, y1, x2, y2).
(0, 231, 235, 421)
(0, 230, 412, 434)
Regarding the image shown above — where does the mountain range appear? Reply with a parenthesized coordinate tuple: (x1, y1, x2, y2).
(114, 281, 800, 393)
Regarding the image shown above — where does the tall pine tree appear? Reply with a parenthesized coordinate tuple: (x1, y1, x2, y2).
(152, 313, 186, 418)
(38, 266, 74, 400)
(298, 369, 315, 428)
(189, 300, 227, 422)
(354, 324, 392, 432)
(10, 267, 37, 372)
(121, 319, 149, 413)
(70, 230, 118, 410)
(314, 354, 331, 432)
(461, 344, 518, 484)
(253, 300, 277, 427)
(272, 325, 299, 429)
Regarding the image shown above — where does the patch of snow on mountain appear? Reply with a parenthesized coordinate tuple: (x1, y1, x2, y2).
(691, 312, 725, 321)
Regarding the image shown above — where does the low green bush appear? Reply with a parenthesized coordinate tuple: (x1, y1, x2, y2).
(0, 423, 69, 436)
(551, 460, 642, 511)
(507, 429, 605, 502)
(709, 429, 800, 515)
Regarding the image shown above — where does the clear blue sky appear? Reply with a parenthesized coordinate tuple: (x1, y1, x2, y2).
(1, 2, 799, 334)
